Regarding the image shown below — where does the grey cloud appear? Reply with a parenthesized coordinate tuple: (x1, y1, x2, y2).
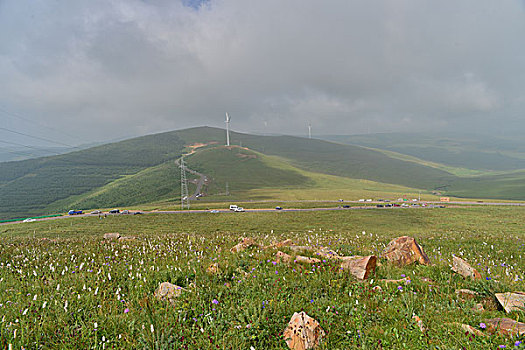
(0, 0, 524, 145)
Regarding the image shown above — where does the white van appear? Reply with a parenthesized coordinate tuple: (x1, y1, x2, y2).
(229, 205, 238, 210)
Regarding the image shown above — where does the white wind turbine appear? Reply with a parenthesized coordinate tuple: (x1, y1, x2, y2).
(225, 113, 231, 146)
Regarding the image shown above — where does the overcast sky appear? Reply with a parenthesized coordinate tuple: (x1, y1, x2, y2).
(1, 0, 524, 148)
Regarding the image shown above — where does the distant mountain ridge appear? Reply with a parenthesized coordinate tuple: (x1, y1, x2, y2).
(1, 126, 525, 220)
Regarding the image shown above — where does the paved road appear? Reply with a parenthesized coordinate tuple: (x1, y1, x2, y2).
(175, 158, 206, 200)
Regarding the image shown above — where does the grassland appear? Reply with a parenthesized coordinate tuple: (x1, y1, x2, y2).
(0, 206, 524, 349)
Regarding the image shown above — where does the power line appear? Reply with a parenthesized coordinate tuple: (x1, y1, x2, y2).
(0, 140, 62, 156)
(0, 107, 90, 145)
(0, 126, 81, 150)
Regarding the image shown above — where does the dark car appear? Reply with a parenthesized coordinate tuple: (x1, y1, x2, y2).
(109, 209, 120, 214)
(275, 206, 283, 210)
(376, 204, 384, 208)
(385, 204, 392, 207)
(342, 205, 350, 208)
(133, 211, 143, 215)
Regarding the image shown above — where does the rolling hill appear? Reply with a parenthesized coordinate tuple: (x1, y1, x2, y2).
(1, 126, 525, 220)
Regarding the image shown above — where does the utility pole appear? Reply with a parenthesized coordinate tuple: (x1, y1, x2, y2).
(180, 157, 189, 209)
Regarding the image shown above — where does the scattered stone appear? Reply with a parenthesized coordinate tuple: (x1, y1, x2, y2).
(230, 237, 260, 253)
(340, 255, 377, 280)
(103, 232, 121, 240)
(451, 256, 481, 280)
(381, 277, 411, 284)
(154, 282, 183, 304)
(382, 236, 430, 266)
(495, 292, 525, 313)
(412, 315, 426, 332)
(118, 236, 135, 242)
(266, 239, 295, 249)
(289, 246, 316, 253)
(206, 263, 221, 275)
(485, 318, 525, 336)
(456, 289, 479, 299)
(276, 251, 293, 264)
(283, 311, 325, 350)
(295, 255, 321, 264)
(446, 322, 485, 337)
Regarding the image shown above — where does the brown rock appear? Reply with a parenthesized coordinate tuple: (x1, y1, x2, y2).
(283, 311, 325, 350)
(495, 292, 525, 313)
(276, 251, 293, 263)
(451, 256, 481, 280)
(382, 236, 430, 266)
(206, 263, 220, 275)
(340, 255, 377, 280)
(154, 282, 183, 304)
(446, 323, 486, 337)
(266, 239, 295, 249)
(456, 289, 479, 299)
(380, 277, 411, 284)
(103, 232, 121, 240)
(118, 236, 135, 241)
(230, 237, 260, 253)
(485, 318, 525, 336)
(295, 255, 321, 264)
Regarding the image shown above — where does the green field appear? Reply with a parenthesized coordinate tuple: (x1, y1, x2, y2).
(0, 206, 524, 349)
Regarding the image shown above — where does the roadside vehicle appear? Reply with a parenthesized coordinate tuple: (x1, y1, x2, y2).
(121, 210, 130, 214)
(210, 210, 220, 213)
(68, 210, 83, 215)
(342, 205, 350, 208)
(109, 209, 120, 214)
(90, 210, 101, 214)
(275, 206, 283, 210)
(234, 207, 245, 212)
(229, 205, 238, 210)
(133, 211, 143, 215)
(22, 218, 36, 223)
(376, 204, 384, 208)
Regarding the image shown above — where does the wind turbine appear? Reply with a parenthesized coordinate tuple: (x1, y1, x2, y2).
(225, 113, 231, 146)
(308, 122, 312, 139)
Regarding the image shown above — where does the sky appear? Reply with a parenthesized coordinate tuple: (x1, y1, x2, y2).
(1, 0, 524, 149)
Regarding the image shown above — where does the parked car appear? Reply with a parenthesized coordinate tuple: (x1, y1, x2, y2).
(90, 210, 101, 214)
(275, 206, 283, 210)
(22, 218, 36, 223)
(121, 210, 129, 214)
(109, 209, 120, 214)
(209, 210, 220, 213)
(342, 205, 350, 208)
(234, 207, 245, 212)
(376, 204, 384, 208)
(68, 210, 83, 215)
(133, 211, 143, 215)
(229, 205, 238, 210)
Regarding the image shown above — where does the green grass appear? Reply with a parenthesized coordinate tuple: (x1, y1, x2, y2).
(0, 206, 524, 348)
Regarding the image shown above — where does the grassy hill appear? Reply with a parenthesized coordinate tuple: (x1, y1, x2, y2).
(2, 126, 525, 220)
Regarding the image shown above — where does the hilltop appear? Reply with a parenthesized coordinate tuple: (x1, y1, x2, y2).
(2, 126, 525, 220)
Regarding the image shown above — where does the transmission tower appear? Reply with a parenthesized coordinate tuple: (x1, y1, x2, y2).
(180, 157, 190, 209)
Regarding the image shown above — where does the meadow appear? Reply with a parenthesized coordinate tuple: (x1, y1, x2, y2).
(0, 206, 524, 349)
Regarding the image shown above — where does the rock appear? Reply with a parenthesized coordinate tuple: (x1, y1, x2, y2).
(295, 255, 321, 264)
(340, 255, 377, 280)
(230, 237, 260, 253)
(154, 282, 183, 304)
(283, 311, 325, 350)
(289, 246, 316, 253)
(412, 315, 426, 332)
(380, 277, 411, 284)
(446, 323, 486, 337)
(495, 292, 525, 313)
(103, 232, 121, 240)
(206, 263, 220, 275)
(118, 236, 135, 241)
(266, 239, 295, 249)
(276, 251, 293, 263)
(485, 318, 525, 336)
(382, 236, 430, 266)
(451, 256, 481, 280)
(456, 289, 479, 299)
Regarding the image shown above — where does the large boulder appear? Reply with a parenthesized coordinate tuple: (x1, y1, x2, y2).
(283, 311, 325, 350)
(451, 256, 481, 280)
(382, 236, 430, 266)
(275, 251, 293, 264)
(495, 292, 525, 313)
(340, 255, 377, 280)
(154, 282, 183, 304)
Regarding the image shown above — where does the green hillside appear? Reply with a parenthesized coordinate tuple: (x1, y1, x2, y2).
(2, 126, 525, 220)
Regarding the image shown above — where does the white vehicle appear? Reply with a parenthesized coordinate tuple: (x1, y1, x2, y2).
(22, 218, 36, 223)
(358, 199, 365, 202)
(229, 205, 238, 210)
(365, 199, 372, 202)
(234, 207, 245, 212)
